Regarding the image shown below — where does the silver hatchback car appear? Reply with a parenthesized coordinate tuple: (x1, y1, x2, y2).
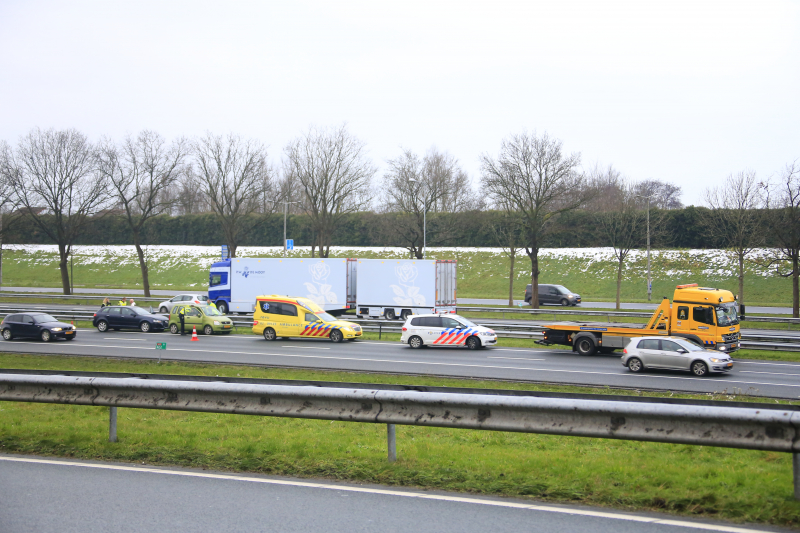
(157, 294, 210, 314)
(622, 336, 734, 376)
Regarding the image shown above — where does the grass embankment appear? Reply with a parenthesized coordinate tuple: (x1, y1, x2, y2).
(1, 245, 794, 307)
(0, 352, 799, 527)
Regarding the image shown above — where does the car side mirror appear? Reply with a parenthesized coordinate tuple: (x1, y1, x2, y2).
(677, 348, 687, 354)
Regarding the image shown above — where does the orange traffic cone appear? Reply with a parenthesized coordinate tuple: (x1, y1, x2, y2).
(191, 326, 199, 341)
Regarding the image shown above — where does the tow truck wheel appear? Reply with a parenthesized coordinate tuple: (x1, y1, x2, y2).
(575, 337, 597, 356)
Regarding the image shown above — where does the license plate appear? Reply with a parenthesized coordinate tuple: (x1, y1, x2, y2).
(727, 362, 733, 367)
(65, 331, 73, 335)
(223, 325, 231, 329)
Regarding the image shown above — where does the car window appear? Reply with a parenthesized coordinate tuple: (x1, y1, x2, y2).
(180, 295, 191, 301)
(258, 301, 273, 314)
(122, 308, 136, 317)
(106, 307, 121, 315)
(422, 317, 442, 327)
(661, 340, 682, 352)
(693, 306, 715, 325)
(129, 306, 148, 314)
(21, 315, 35, 324)
(33, 314, 58, 323)
(638, 338, 660, 350)
(410, 317, 423, 326)
(441, 317, 462, 329)
(202, 307, 222, 316)
(281, 304, 298, 317)
(677, 339, 705, 351)
(5, 314, 20, 322)
(198, 295, 209, 301)
(187, 308, 201, 317)
(305, 313, 318, 322)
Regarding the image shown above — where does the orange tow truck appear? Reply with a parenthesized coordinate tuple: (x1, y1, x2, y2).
(538, 284, 741, 356)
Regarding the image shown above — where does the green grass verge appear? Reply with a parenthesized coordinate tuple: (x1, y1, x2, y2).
(0, 352, 799, 527)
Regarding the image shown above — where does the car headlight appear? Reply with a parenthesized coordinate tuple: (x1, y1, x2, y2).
(710, 357, 725, 363)
(51, 327, 62, 331)
(214, 321, 220, 325)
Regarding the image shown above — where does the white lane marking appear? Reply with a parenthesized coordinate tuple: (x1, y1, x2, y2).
(104, 338, 147, 341)
(8, 341, 800, 390)
(0, 456, 769, 533)
(738, 361, 800, 367)
(282, 346, 330, 350)
(487, 357, 546, 361)
(493, 348, 549, 353)
(739, 371, 800, 376)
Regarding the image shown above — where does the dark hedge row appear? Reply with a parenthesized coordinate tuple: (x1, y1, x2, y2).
(2, 206, 763, 249)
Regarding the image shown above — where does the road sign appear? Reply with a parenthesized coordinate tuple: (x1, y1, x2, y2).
(156, 342, 167, 350)
(221, 245, 230, 260)
(286, 239, 294, 250)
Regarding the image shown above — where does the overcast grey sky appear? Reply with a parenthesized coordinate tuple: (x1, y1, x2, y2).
(1, 0, 798, 205)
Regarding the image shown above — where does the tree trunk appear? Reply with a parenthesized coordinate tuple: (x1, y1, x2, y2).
(794, 253, 799, 318)
(528, 248, 539, 310)
(508, 250, 516, 307)
(616, 256, 623, 310)
(228, 242, 237, 259)
(58, 243, 71, 295)
(737, 251, 744, 306)
(133, 231, 151, 297)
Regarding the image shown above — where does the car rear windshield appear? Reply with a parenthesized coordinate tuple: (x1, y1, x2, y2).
(33, 314, 58, 323)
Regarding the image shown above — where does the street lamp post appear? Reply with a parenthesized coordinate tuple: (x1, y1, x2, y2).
(265, 198, 300, 257)
(408, 178, 427, 259)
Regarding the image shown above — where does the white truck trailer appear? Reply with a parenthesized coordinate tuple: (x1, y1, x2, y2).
(355, 259, 457, 320)
(208, 257, 356, 314)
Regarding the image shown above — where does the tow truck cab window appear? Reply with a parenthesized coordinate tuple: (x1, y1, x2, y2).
(677, 306, 689, 320)
(693, 306, 715, 325)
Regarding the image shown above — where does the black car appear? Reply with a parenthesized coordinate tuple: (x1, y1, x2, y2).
(1, 313, 77, 341)
(523, 284, 581, 306)
(93, 306, 168, 333)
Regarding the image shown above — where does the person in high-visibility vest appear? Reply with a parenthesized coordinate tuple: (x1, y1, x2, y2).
(178, 305, 186, 336)
(207, 300, 217, 311)
(118, 298, 127, 306)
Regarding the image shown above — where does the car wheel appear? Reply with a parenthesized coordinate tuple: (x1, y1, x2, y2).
(263, 327, 277, 341)
(465, 336, 481, 350)
(385, 309, 396, 320)
(140, 321, 151, 333)
(408, 335, 423, 349)
(2, 328, 12, 340)
(400, 309, 412, 321)
(203, 325, 214, 336)
(97, 320, 109, 332)
(170, 324, 179, 334)
(40, 330, 51, 342)
(627, 357, 644, 373)
(561, 299, 569, 306)
(330, 329, 344, 343)
(575, 337, 597, 356)
(217, 302, 228, 314)
(691, 361, 709, 377)
(159, 306, 169, 313)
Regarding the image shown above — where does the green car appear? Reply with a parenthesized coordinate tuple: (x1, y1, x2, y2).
(168, 304, 234, 335)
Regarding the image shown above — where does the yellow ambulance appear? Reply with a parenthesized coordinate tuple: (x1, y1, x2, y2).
(252, 295, 363, 342)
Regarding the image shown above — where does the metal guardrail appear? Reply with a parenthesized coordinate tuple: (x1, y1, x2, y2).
(2, 372, 800, 498)
(0, 293, 166, 303)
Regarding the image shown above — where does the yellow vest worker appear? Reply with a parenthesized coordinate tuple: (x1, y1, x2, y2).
(118, 299, 127, 306)
(178, 305, 186, 335)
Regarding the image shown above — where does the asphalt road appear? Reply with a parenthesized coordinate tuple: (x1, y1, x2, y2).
(1, 287, 791, 314)
(0, 455, 786, 533)
(2, 328, 799, 399)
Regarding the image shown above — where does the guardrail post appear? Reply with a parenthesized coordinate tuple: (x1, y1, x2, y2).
(387, 423, 396, 462)
(109, 406, 118, 443)
(794, 453, 800, 500)
(379, 323, 382, 340)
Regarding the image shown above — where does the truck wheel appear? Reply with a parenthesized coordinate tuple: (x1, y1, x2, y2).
(465, 336, 481, 350)
(408, 336, 423, 349)
(217, 301, 228, 314)
(385, 309, 396, 320)
(627, 357, 644, 373)
(263, 327, 277, 341)
(400, 309, 412, 321)
(330, 329, 344, 343)
(575, 337, 597, 356)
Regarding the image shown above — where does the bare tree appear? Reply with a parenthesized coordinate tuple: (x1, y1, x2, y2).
(480, 131, 587, 309)
(595, 175, 646, 309)
(0, 141, 22, 286)
(193, 133, 275, 258)
(702, 171, 767, 307)
(97, 131, 188, 296)
(633, 179, 683, 209)
(284, 125, 375, 258)
(767, 162, 800, 317)
(489, 210, 524, 306)
(379, 148, 475, 258)
(2, 128, 108, 294)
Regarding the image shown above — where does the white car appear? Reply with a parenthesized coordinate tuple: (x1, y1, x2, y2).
(157, 294, 210, 314)
(621, 336, 734, 376)
(401, 313, 497, 349)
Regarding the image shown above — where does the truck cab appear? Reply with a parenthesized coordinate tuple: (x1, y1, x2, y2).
(209, 260, 231, 314)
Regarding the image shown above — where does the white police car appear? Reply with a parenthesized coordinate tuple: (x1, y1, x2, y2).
(401, 313, 497, 349)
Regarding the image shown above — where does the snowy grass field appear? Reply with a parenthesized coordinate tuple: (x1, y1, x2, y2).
(0, 245, 791, 305)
